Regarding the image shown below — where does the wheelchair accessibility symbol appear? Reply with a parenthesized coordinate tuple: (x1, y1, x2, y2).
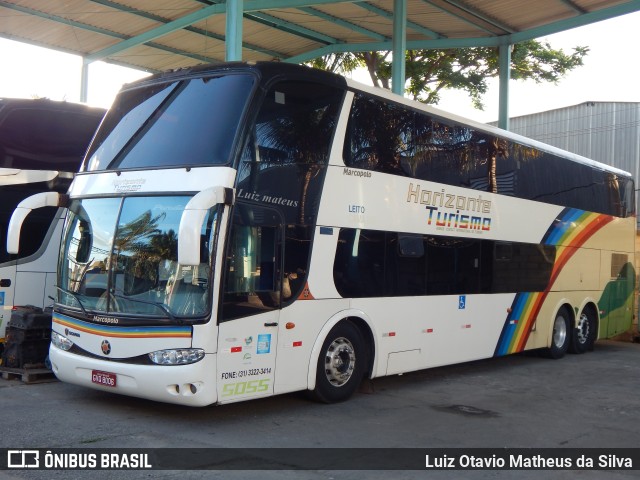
(458, 295, 466, 309)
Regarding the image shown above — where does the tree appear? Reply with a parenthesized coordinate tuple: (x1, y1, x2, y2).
(307, 40, 588, 109)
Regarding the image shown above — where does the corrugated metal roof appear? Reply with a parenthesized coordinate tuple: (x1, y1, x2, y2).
(0, 0, 638, 73)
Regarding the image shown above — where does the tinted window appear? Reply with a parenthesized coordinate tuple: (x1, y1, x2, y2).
(237, 81, 343, 225)
(0, 104, 103, 171)
(334, 228, 555, 298)
(85, 74, 254, 171)
(344, 92, 634, 218)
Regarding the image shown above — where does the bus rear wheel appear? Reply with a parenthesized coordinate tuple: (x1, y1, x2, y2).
(310, 321, 366, 403)
(545, 308, 571, 359)
(570, 308, 596, 354)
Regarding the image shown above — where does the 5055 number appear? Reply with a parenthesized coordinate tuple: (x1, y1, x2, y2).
(221, 378, 270, 397)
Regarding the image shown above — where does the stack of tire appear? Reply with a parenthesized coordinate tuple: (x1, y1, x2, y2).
(1, 306, 52, 369)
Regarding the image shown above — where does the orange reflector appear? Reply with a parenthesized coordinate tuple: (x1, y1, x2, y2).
(285, 322, 296, 330)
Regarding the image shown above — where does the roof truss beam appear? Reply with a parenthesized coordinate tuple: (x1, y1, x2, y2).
(421, 0, 498, 36)
(86, 0, 363, 62)
(358, 2, 445, 39)
(439, 0, 515, 33)
(89, 0, 283, 59)
(286, 0, 640, 63)
(556, 0, 587, 15)
(196, 0, 341, 48)
(0, 0, 220, 65)
(296, 6, 388, 41)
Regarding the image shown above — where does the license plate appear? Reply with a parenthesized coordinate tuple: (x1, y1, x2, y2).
(91, 370, 117, 388)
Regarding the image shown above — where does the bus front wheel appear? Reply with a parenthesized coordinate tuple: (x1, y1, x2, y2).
(310, 321, 366, 403)
(545, 308, 571, 359)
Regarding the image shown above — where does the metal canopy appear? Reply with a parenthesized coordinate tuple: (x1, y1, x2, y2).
(1, 0, 640, 127)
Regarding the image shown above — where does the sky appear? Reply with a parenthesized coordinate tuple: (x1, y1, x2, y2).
(1, 9, 639, 123)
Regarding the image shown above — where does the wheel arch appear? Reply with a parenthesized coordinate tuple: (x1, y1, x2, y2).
(547, 300, 575, 348)
(306, 309, 377, 391)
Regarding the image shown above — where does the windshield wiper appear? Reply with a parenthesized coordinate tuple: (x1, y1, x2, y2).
(112, 293, 179, 323)
(55, 286, 91, 316)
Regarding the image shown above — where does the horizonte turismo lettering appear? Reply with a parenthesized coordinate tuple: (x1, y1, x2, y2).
(406, 183, 492, 232)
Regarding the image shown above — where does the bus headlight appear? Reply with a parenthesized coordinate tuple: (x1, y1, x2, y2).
(51, 331, 74, 351)
(148, 348, 205, 365)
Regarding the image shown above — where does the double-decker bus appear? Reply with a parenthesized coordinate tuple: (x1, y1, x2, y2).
(7, 63, 634, 406)
(0, 98, 104, 353)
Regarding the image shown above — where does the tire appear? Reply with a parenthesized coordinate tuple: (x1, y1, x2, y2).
(310, 321, 367, 403)
(569, 308, 596, 354)
(545, 308, 571, 359)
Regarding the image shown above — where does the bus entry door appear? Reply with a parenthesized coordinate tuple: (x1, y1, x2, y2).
(216, 203, 283, 403)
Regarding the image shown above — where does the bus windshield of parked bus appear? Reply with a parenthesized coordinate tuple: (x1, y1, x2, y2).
(58, 196, 219, 322)
(83, 73, 255, 171)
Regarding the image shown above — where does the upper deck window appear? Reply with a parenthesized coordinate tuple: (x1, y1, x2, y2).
(84, 73, 254, 171)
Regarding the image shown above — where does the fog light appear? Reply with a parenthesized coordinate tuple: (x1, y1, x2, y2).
(51, 331, 74, 351)
(148, 348, 205, 365)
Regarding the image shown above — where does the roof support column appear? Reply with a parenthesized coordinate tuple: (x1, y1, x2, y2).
(498, 43, 511, 130)
(391, 0, 407, 96)
(80, 59, 90, 103)
(226, 0, 243, 61)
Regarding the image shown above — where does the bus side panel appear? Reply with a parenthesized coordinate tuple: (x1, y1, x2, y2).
(351, 294, 516, 377)
(275, 299, 351, 395)
(13, 212, 65, 308)
(0, 264, 16, 340)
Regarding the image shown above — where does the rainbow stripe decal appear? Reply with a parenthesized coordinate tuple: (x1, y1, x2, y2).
(494, 208, 613, 356)
(53, 312, 192, 339)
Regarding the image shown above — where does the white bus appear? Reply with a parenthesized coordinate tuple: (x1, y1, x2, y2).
(0, 98, 104, 354)
(8, 63, 635, 406)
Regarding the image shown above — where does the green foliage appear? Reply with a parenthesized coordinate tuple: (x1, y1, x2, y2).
(306, 41, 588, 110)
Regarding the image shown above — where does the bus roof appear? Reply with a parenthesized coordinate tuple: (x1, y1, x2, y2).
(0, 98, 105, 172)
(121, 61, 631, 179)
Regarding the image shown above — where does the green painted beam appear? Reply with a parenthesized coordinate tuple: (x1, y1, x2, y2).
(245, 12, 339, 45)
(556, 0, 587, 15)
(441, 0, 515, 33)
(391, 0, 407, 95)
(498, 44, 511, 130)
(287, 0, 640, 65)
(284, 36, 495, 64)
(297, 6, 388, 41)
(421, 0, 497, 36)
(86, 0, 360, 61)
(358, 2, 445, 39)
(196, 0, 341, 46)
(0, 1, 219, 64)
(0, 1, 130, 39)
(504, 0, 640, 44)
(226, 0, 244, 60)
(90, 0, 282, 58)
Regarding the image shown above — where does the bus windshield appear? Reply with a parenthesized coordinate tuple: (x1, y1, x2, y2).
(58, 196, 218, 322)
(84, 73, 254, 171)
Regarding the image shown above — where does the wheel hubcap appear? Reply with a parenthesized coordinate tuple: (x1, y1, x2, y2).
(553, 315, 567, 348)
(324, 337, 356, 387)
(576, 313, 590, 345)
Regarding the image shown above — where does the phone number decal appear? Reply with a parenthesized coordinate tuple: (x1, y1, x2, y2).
(220, 368, 272, 380)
